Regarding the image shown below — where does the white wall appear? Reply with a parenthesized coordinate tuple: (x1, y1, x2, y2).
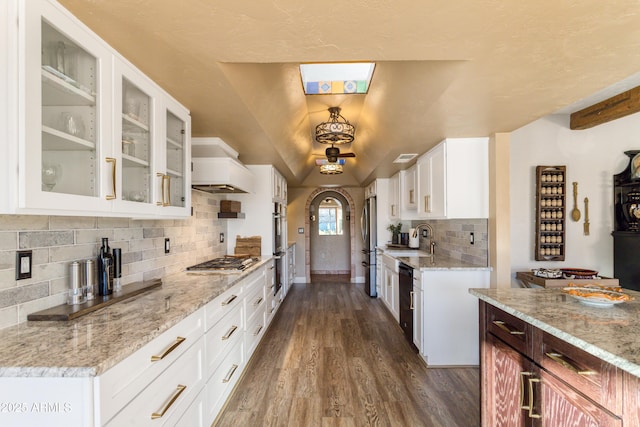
(510, 112, 640, 285)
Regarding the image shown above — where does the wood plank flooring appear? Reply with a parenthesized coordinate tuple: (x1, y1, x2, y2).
(214, 275, 480, 427)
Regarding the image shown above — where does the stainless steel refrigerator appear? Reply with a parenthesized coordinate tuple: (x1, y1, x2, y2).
(361, 196, 377, 297)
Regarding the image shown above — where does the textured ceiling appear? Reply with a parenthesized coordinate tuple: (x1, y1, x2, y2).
(59, 0, 640, 187)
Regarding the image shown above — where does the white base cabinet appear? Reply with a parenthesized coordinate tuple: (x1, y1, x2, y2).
(420, 270, 489, 366)
(0, 261, 290, 427)
(380, 254, 399, 322)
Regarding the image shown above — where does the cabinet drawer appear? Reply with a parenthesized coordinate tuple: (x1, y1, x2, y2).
(205, 303, 243, 379)
(105, 336, 205, 427)
(205, 338, 245, 424)
(205, 283, 242, 331)
(245, 304, 266, 359)
(244, 281, 265, 322)
(540, 331, 622, 415)
(485, 304, 533, 358)
(99, 308, 204, 424)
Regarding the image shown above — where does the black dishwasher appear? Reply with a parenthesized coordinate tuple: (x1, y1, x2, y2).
(399, 262, 417, 352)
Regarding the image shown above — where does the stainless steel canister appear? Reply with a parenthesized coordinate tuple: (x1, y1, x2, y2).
(68, 261, 84, 305)
(84, 259, 96, 300)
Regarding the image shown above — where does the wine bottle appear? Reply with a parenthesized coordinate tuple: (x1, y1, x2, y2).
(98, 237, 114, 296)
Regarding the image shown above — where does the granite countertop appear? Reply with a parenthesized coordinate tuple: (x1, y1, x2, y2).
(470, 287, 640, 377)
(0, 258, 271, 378)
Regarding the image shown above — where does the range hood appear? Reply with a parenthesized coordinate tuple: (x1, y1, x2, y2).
(191, 138, 254, 194)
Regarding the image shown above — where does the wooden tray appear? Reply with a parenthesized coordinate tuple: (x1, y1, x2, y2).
(516, 271, 618, 288)
(27, 279, 162, 321)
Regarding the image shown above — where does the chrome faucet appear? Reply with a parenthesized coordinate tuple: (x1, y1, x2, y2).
(412, 223, 436, 255)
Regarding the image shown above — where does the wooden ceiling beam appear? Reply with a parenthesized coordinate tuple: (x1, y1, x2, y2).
(570, 85, 640, 130)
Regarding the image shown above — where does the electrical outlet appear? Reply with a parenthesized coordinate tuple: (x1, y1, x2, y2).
(422, 229, 428, 238)
(16, 250, 32, 280)
(164, 238, 170, 254)
(219, 233, 225, 243)
(470, 232, 475, 245)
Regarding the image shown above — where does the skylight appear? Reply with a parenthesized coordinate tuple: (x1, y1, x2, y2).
(300, 63, 375, 95)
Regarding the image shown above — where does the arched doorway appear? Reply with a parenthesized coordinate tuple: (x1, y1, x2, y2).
(305, 188, 356, 282)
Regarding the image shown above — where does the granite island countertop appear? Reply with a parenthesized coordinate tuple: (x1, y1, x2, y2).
(470, 287, 640, 377)
(0, 257, 272, 378)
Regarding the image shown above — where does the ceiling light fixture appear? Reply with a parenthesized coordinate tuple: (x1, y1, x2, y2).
(319, 162, 344, 175)
(315, 107, 355, 145)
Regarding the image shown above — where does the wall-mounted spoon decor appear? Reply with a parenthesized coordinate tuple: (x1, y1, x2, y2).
(571, 182, 581, 221)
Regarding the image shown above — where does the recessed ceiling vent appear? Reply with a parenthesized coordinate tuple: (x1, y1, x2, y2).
(393, 153, 418, 163)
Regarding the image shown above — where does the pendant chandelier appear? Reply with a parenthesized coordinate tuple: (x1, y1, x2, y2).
(319, 162, 343, 174)
(315, 107, 355, 145)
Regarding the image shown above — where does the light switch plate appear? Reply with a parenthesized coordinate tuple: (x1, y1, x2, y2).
(16, 250, 32, 280)
(219, 233, 225, 243)
(298, 228, 304, 234)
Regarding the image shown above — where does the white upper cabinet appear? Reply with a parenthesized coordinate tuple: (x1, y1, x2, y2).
(416, 138, 488, 219)
(2, 0, 191, 218)
(365, 180, 376, 199)
(272, 168, 287, 204)
(400, 164, 418, 219)
(388, 172, 400, 219)
(22, 0, 114, 214)
(113, 59, 191, 217)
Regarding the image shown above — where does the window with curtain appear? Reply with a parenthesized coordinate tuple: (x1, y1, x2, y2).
(318, 197, 343, 235)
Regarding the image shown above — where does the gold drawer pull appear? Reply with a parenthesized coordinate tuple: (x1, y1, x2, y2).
(492, 320, 525, 335)
(410, 291, 415, 310)
(221, 325, 238, 340)
(253, 297, 263, 306)
(545, 352, 596, 376)
(222, 364, 239, 383)
(221, 294, 237, 306)
(151, 337, 186, 362)
(520, 372, 533, 410)
(527, 378, 541, 419)
(424, 195, 430, 213)
(151, 384, 186, 419)
(253, 325, 263, 336)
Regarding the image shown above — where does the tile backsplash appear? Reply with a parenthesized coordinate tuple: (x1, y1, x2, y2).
(410, 219, 488, 266)
(0, 190, 226, 329)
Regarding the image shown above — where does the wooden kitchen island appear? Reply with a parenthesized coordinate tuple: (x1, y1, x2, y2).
(470, 287, 640, 426)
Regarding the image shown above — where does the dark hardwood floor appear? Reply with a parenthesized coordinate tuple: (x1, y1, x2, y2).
(214, 275, 480, 427)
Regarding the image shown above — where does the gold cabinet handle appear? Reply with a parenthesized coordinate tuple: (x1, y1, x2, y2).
(221, 325, 238, 340)
(519, 372, 532, 410)
(410, 291, 415, 310)
(222, 364, 239, 383)
(424, 195, 431, 213)
(527, 378, 541, 419)
(105, 157, 116, 200)
(391, 204, 396, 217)
(151, 336, 186, 362)
(253, 325, 263, 336)
(253, 297, 263, 307)
(156, 173, 170, 206)
(409, 189, 415, 204)
(221, 294, 237, 306)
(492, 320, 525, 335)
(151, 384, 186, 419)
(166, 174, 171, 206)
(545, 352, 596, 376)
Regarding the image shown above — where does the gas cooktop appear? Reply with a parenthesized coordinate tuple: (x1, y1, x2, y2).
(186, 256, 259, 272)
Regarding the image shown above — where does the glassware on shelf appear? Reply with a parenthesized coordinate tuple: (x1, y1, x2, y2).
(122, 138, 136, 156)
(59, 112, 85, 138)
(42, 163, 62, 191)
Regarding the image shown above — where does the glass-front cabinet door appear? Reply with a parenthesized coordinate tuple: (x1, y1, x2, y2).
(160, 99, 191, 216)
(115, 69, 156, 215)
(22, 0, 113, 212)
